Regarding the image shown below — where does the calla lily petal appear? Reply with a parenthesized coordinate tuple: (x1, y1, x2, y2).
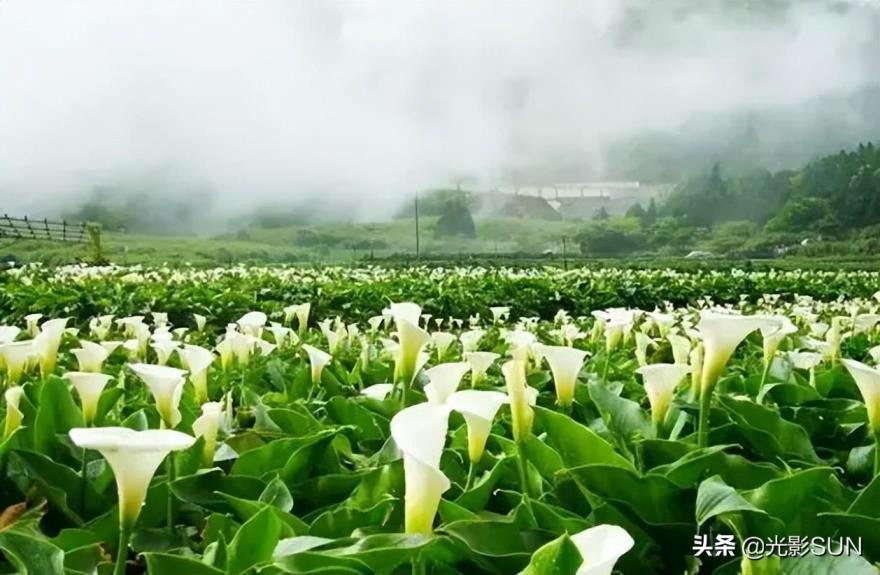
(424, 362, 470, 404)
(571, 524, 635, 575)
(446, 389, 507, 462)
(391, 402, 450, 535)
(361, 383, 394, 401)
(192, 402, 223, 467)
(69, 427, 195, 528)
(129, 364, 187, 428)
(64, 372, 113, 425)
(636, 363, 690, 432)
(535, 344, 589, 408)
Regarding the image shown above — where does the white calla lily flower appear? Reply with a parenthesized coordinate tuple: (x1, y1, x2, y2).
(24, 314, 42, 338)
(424, 362, 470, 404)
(697, 312, 779, 396)
(72, 341, 111, 373)
(634, 333, 655, 367)
(571, 524, 634, 575)
(361, 383, 394, 401)
(150, 339, 180, 366)
(302, 344, 332, 386)
(193, 314, 207, 332)
(637, 364, 690, 435)
(34, 317, 69, 377)
(464, 351, 500, 387)
(0, 341, 33, 384)
(4, 386, 23, 438)
(390, 402, 450, 535)
(459, 329, 485, 353)
(431, 332, 457, 361)
(129, 364, 187, 428)
(192, 402, 223, 467)
(64, 372, 113, 425)
(446, 390, 507, 463)
(0, 326, 20, 345)
(535, 344, 589, 409)
(490, 306, 510, 324)
(667, 334, 692, 366)
(178, 345, 215, 404)
(69, 427, 195, 528)
(502, 359, 534, 442)
(842, 359, 880, 434)
(237, 311, 267, 338)
(759, 316, 797, 367)
(385, 303, 432, 391)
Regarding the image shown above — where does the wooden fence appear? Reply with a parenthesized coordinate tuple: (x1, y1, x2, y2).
(0, 215, 88, 243)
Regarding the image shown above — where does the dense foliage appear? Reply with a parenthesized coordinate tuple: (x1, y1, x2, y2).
(4, 264, 880, 327)
(0, 266, 879, 573)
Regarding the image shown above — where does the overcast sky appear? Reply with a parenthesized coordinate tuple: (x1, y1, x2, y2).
(1, 0, 878, 221)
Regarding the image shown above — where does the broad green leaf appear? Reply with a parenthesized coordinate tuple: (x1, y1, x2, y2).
(227, 506, 282, 575)
(520, 533, 583, 575)
(532, 406, 634, 471)
(144, 552, 224, 574)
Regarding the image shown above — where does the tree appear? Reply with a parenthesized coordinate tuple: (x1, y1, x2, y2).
(644, 198, 658, 226)
(434, 200, 476, 238)
(624, 203, 647, 223)
(593, 206, 610, 221)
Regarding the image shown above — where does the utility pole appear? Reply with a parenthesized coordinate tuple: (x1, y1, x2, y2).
(562, 236, 568, 270)
(414, 192, 421, 261)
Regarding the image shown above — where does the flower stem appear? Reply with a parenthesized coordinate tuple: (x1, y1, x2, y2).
(757, 361, 771, 400)
(166, 457, 175, 532)
(515, 441, 530, 498)
(412, 554, 427, 575)
(697, 390, 712, 449)
(874, 434, 880, 478)
(601, 354, 610, 384)
(464, 461, 477, 492)
(114, 524, 131, 575)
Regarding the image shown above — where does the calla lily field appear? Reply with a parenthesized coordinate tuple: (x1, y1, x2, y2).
(0, 264, 880, 574)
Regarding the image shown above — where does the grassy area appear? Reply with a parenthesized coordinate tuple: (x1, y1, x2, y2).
(0, 217, 585, 267)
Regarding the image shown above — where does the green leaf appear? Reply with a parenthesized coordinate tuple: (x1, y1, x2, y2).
(325, 397, 387, 442)
(33, 376, 84, 460)
(588, 381, 651, 448)
(144, 552, 224, 574)
(652, 445, 784, 489)
(227, 506, 282, 575)
(532, 406, 635, 471)
(520, 533, 583, 575)
(0, 530, 65, 575)
(260, 476, 294, 512)
(565, 464, 694, 525)
(717, 395, 821, 463)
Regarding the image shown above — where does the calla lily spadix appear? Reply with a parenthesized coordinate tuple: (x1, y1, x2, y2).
(72, 340, 111, 373)
(423, 362, 470, 404)
(64, 372, 113, 425)
(571, 524, 635, 575)
(695, 312, 779, 447)
(535, 344, 589, 409)
(302, 344, 332, 400)
(446, 389, 507, 464)
(177, 344, 215, 404)
(192, 401, 223, 467)
(842, 358, 880, 476)
(385, 303, 432, 399)
(390, 402, 450, 535)
(4, 386, 23, 439)
(69, 427, 195, 573)
(0, 341, 33, 385)
(464, 351, 499, 387)
(129, 364, 187, 428)
(637, 364, 691, 437)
